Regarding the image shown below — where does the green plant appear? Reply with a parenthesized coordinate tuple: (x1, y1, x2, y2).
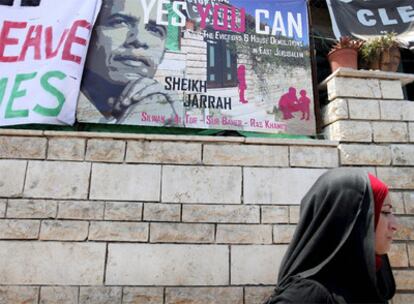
(328, 36, 364, 55)
(360, 32, 400, 63)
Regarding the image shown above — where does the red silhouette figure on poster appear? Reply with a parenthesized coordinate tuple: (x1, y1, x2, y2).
(278, 87, 297, 119)
(278, 87, 311, 120)
(237, 65, 247, 104)
(298, 89, 311, 120)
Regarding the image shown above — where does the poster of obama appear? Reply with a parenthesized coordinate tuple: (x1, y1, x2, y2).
(77, 0, 316, 135)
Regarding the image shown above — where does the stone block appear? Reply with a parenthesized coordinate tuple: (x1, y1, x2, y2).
(392, 294, 414, 304)
(0, 160, 26, 197)
(79, 287, 122, 304)
(388, 192, 405, 214)
(380, 100, 414, 121)
(143, 203, 180, 222)
(321, 98, 348, 126)
(216, 224, 272, 244)
(182, 204, 259, 223)
(48, 137, 85, 161)
(373, 122, 408, 143)
(380, 79, 404, 99)
(150, 223, 214, 243)
(393, 217, 414, 240)
(126, 141, 201, 164)
(181, 47, 206, 55)
(377, 168, 414, 189)
(85, 139, 125, 162)
(327, 77, 381, 100)
(410, 123, 414, 142)
(388, 244, 409, 267)
(394, 270, 414, 290)
(58, 201, 105, 220)
(203, 144, 288, 167)
(245, 287, 275, 304)
(403, 103, 414, 122)
(409, 244, 414, 267)
(0, 136, 46, 159)
(339, 144, 391, 166)
(89, 221, 148, 242)
(0, 199, 6, 217)
(290, 146, 338, 168)
(40, 286, 78, 304)
(90, 164, 161, 201)
(24, 161, 90, 199)
(165, 287, 243, 304)
(40, 220, 89, 241)
(391, 145, 414, 166)
(0, 219, 39, 239)
(6, 199, 57, 218)
(0, 241, 105, 284)
(244, 168, 325, 204)
(348, 99, 380, 120)
(273, 225, 296, 243)
(262, 206, 289, 224)
(289, 206, 300, 224)
(0, 286, 38, 304)
(323, 121, 372, 142)
(231, 245, 287, 284)
(404, 192, 414, 214)
(105, 202, 143, 221)
(380, 100, 404, 121)
(123, 287, 163, 304)
(106, 244, 229, 285)
(162, 166, 242, 204)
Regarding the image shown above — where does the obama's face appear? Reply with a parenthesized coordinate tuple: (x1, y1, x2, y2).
(87, 0, 167, 85)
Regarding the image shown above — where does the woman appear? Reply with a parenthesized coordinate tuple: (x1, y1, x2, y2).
(264, 168, 398, 303)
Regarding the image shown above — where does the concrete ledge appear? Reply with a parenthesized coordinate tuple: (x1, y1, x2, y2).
(0, 129, 44, 136)
(319, 68, 414, 89)
(0, 130, 339, 146)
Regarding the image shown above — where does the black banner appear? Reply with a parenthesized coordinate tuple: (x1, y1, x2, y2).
(326, 0, 414, 49)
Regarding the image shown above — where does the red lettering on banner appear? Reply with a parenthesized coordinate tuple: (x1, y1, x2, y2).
(196, 4, 245, 32)
(45, 27, 69, 59)
(62, 20, 91, 64)
(0, 21, 27, 63)
(213, 5, 229, 31)
(197, 4, 211, 30)
(0, 19, 91, 64)
(18, 25, 42, 61)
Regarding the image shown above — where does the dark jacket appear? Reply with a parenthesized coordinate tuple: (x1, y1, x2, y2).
(264, 168, 396, 304)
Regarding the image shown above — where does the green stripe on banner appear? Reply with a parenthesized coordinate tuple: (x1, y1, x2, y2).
(166, 2, 180, 51)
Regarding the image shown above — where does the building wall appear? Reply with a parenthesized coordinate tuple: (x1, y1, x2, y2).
(0, 70, 413, 303)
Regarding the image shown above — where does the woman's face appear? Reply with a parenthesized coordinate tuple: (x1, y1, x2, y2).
(375, 195, 398, 255)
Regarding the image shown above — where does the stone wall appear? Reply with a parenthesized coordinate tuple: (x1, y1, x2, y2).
(0, 69, 413, 303)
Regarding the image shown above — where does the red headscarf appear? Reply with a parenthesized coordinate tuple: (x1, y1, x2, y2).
(368, 173, 389, 270)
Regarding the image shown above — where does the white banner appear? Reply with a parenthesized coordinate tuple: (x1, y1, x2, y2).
(0, 0, 101, 126)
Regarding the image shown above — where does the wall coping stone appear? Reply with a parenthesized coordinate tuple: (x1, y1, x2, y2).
(0, 129, 44, 136)
(319, 68, 414, 89)
(0, 129, 339, 146)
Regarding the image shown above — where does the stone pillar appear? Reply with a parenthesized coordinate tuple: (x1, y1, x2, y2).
(321, 68, 414, 303)
(321, 68, 414, 144)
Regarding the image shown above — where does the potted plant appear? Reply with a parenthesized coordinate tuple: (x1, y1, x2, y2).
(359, 32, 401, 72)
(327, 36, 364, 73)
